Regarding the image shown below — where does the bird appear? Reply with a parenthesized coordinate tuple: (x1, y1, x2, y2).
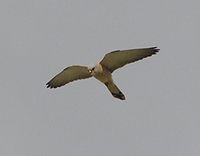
(46, 47, 159, 100)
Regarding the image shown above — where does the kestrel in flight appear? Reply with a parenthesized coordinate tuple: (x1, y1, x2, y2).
(46, 47, 159, 100)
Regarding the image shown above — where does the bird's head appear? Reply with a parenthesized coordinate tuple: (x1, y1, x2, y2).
(88, 63, 103, 75)
(88, 66, 95, 75)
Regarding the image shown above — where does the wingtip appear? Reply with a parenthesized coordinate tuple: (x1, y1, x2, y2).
(151, 47, 160, 53)
(46, 84, 51, 89)
(46, 82, 55, 89)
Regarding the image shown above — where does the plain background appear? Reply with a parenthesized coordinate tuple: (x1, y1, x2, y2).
(0, 0, 199, 156)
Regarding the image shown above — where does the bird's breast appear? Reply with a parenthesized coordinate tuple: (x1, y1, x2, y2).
(94, 68, 112, 83)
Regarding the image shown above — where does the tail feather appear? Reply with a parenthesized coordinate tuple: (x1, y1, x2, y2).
(105, 82, 125, 100)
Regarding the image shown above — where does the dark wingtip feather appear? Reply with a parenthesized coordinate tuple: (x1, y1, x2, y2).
(46, 81, 55, 89)
(150, 47, 160, 54)
(46, 83, 49, 88)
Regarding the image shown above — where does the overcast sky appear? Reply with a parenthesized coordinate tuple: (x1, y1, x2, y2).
(0, 0, 199, 156)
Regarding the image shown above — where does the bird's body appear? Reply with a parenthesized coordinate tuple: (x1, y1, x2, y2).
(46, 47, 159, 100)
(91, 64, 112, 83)
(90, 64, 125, 100)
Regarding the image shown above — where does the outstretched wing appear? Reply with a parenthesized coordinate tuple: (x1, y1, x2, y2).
(100, 47, 159, 73)
(46, 65, 92, 88)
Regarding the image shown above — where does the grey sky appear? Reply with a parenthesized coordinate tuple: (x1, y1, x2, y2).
(0, 0, 199, 155)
